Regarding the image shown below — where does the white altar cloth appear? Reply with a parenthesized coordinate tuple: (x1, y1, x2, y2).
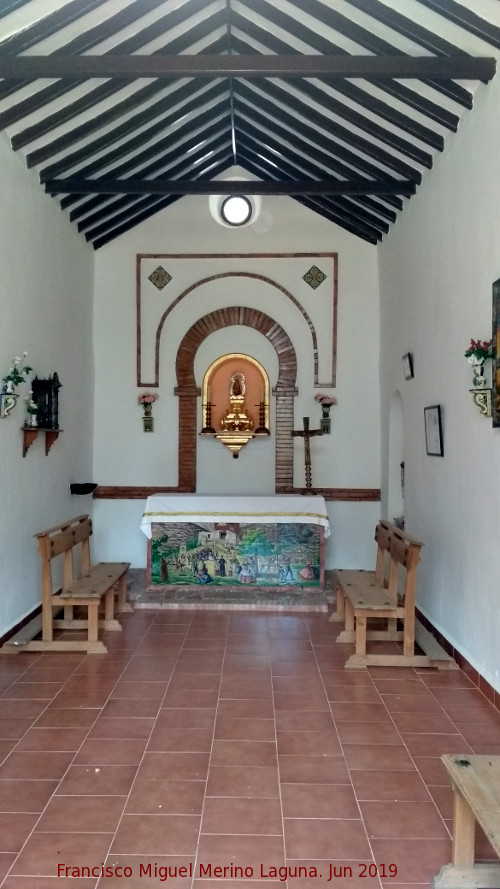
(140, 494, 330, 539)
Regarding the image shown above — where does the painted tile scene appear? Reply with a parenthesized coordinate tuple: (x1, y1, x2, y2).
(148, 522, 322, 588)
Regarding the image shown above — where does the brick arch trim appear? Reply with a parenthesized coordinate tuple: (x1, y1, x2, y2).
(175, 307, 297, 492)
(149, 271, 318, 387)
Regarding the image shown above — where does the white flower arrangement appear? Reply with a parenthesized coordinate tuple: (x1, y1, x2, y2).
(3, 351, 32, 391)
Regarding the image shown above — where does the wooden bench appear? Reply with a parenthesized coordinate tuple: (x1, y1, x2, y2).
(433, 754, 500, 889)
(331, 519, 457, 669)
(2, 515, 131, 654)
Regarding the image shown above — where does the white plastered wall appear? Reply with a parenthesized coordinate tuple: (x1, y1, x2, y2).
(378, 74, 500, 692)
(92, 187, 381, 570)
(0, 135, 94, 637)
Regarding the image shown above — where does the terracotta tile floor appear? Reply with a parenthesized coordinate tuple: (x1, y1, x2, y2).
(1, 608, 500, 889)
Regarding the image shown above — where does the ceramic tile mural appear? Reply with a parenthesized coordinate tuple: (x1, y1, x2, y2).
(148, 521, 321, 587)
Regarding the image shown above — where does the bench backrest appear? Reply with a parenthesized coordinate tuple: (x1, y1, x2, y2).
(35, 515, 92, 559)
(35, 515, 93, 596)
(374, 520, 423, 597)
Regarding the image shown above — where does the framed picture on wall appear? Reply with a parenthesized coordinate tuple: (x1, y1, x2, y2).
(492, 278, 500, 427)
(402, 352, 414, 380)
(424, 405, 443, 456)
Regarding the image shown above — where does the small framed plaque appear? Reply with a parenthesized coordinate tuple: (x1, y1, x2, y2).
(402, 352, 414, 380)
(424, 404, 443, 457)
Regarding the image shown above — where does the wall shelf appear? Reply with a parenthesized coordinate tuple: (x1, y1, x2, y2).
(22, 427, 62, 457)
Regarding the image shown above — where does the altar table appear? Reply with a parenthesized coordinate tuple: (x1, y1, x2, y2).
(141, 494, 330, 590)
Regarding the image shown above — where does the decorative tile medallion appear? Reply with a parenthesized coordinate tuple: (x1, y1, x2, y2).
(148, 266, 172, 289)
(303, 265, 327, 289)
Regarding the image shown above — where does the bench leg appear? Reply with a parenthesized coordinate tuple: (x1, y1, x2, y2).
(104, 587, 115, 623)
(355, 614, 367, 657)
(329, 583, 344, 623)
(116, 572, 133, 612)
(452, 789, 475, 870)
(101, 588, 122, 632)
(403, 609, 416, 657)
(336, 596, 356, 642)
(87, 602, 99, 644)
(42, 605, 53, 643)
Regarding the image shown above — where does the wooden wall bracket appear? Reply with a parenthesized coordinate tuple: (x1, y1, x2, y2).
(22, 427, 62, 457)
(22, 427, 38, 457)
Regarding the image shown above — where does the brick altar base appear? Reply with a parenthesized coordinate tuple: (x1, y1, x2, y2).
(127, 569, 332, 611)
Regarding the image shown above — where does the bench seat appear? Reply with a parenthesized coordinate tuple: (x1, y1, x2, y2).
(52, 561, 130, 635)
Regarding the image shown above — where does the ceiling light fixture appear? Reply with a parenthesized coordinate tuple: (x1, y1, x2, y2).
(208, 176, 262, 229)
(219, 194, 252, 226)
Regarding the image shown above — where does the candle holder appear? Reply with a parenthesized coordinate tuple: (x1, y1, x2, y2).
(200, 400, 216, 434)
(254, 401, 270, 435)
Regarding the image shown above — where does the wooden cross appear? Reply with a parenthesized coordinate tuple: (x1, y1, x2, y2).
(291, 416, 323, 493)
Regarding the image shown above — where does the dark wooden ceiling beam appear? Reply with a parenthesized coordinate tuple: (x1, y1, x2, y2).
(220, 145, 383, 242)
(236, 133, 392, 235)
(236, 128, 397, 225)
(0, 0, 107, 54)
(269, 0, 476, 108)
(344, 0, 470, 58)
(234, 4, 458, 131)
(235, 122, 398, 222)
(234, 87, 404, 210)
(87, 157, 232, 248)
(45, 177, 417, 196)
(246, 78, 422, 182)
(64, 123, 231, 217)
(0, 0, 109, 104)
(0, 54, 495, 80)
(1, 14, 226, 131)
(284, 76, 434, 166)
(0, 0, 33, 17)
(67, 126, 232, 219)
(79, 147, 231, 232)
(295, 195, 380, 244)
(230, 22, 445, 148)
(0, 0, 215, 104)
(238, 150, 384, 241)
(234, 84, 407, 208)
(76, 144, 233, 232)
(36, 81, 227, 178)
(415, 0, 500, 50)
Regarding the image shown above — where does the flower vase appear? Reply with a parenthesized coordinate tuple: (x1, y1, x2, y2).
(4, 380, 14, 394)
(320, 405, 331, 435)
(29, 413, 38, 428)
(142, 402, 154, 432)
(472, 364, 486, 387)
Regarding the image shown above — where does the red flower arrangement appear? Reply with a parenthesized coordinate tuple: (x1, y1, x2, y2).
(464, 339, 492, 364)
(138, 392, 159, 405)
(314, 393, 337, 406)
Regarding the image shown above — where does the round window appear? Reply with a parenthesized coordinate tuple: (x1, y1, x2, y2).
(219, 194, 253, 227)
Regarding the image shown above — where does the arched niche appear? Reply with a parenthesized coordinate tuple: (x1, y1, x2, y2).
(202, 353, 270, 432)
(174, 307, 297, 492)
